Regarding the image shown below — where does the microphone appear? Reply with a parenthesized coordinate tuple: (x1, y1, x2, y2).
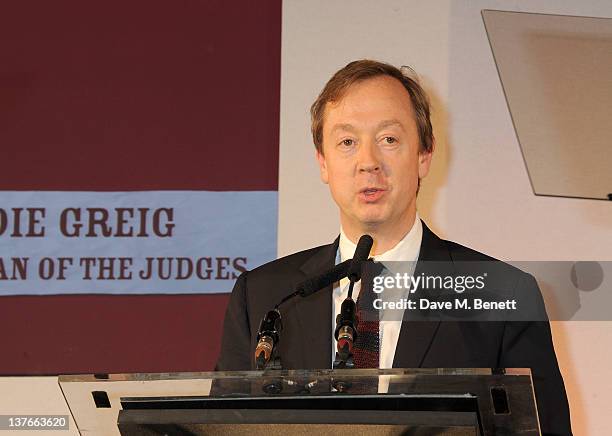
(253, 261, 353, 370)
(347, 234, 374, 283)
(334, 234, 374, 367)
(254, 239, 372, 370)
(254, 309, 282, 369)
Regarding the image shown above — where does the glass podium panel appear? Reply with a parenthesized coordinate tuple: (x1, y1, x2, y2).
(483, 10, 612, 201)
(59, 368, 540, 435)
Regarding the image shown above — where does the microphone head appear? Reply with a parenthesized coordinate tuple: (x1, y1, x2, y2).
(348, 234, 374, 281)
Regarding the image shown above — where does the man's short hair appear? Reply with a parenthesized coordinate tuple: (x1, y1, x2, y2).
(310, 59, 434, 155)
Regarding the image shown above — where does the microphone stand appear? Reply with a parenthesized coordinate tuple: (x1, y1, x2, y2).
(333, 281, 357, 369)
(333, 235, 374, 371)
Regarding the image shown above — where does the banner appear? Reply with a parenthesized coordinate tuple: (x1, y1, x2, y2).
(0, 191, 277, 294)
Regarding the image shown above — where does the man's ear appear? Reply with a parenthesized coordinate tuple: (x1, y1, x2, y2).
(316, 149, 329, 184)
(418, 141, 434, 179)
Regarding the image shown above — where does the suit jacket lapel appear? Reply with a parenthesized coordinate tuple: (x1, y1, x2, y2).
(293, 237, 339, 369)
(392, 221, 450, 368)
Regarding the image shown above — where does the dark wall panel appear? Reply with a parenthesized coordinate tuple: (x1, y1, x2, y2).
(0, 294, 230, 374)
(0, 0, 281, 191)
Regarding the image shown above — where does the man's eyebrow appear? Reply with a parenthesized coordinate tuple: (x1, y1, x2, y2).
(376, 119, 404, 130)
(330, 120, 405, 134)
(330, 123, 357, 134)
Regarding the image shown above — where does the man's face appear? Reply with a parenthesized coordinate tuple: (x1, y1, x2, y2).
(316, 75, 432, 235)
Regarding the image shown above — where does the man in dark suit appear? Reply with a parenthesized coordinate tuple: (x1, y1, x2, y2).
(216, 60, 571, 435)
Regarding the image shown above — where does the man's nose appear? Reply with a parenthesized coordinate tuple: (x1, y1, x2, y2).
(357, 141, 382, 173)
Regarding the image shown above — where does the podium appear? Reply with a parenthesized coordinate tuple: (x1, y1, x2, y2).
(58, 368, 540, 435)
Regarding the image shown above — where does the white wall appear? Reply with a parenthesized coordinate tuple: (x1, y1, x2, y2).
(279, 0, 452, 252)
(0, 377, 78, 436)
(279, 1, 612, 434)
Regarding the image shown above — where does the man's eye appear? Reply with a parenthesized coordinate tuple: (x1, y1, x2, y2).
(384, 137, 397, 144)
(340, 139, 354, 147)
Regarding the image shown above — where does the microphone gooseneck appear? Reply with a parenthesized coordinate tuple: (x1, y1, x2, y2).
(297, 259, 351, 298)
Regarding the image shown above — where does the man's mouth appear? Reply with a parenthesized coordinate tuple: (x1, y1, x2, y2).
(359, 187, 387, 202)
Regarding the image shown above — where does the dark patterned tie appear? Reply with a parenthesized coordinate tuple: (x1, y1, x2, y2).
(352, 261, 384, 368)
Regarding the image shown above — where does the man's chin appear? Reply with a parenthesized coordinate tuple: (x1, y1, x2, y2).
(340, 207, 389, 231)
(356, 214, 387, 228)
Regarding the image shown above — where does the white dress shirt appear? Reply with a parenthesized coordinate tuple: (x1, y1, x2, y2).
(332, 214, 423, 369)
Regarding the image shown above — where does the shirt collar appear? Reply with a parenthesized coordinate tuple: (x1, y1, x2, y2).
(339, 213, 423, 263)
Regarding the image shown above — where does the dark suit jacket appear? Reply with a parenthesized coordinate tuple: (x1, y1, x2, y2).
(216, 221, 572, 435)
